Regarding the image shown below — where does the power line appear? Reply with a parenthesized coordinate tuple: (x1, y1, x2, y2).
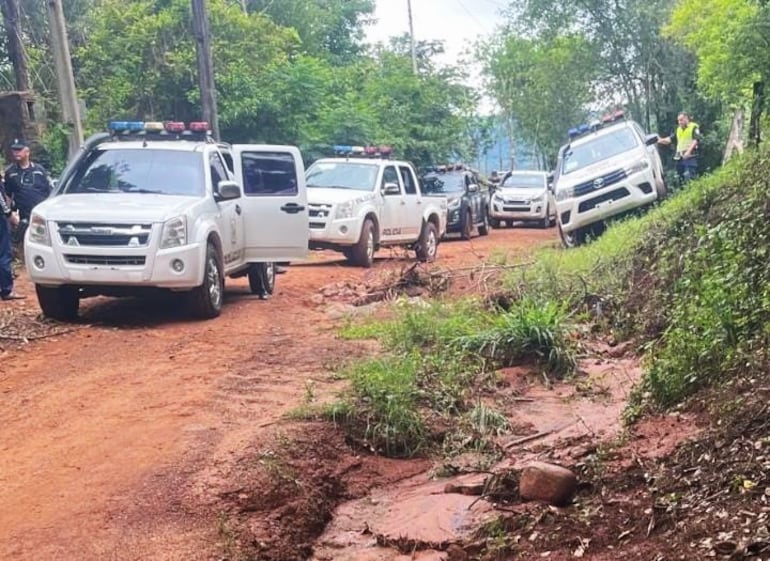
(453, 0, 490, 33)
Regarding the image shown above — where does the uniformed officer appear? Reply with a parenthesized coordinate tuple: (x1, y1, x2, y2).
(0, 178, 23, 300)
(4, 138, 53, 221)
(657, 112, 702, 183)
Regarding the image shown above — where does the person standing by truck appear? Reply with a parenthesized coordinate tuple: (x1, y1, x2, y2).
(0, 177, 23, 300)
(4, 139, 53, 222)
(657, 112, 702, 183)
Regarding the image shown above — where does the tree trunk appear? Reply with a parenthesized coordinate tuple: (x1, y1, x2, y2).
(749, 80, 765, 147)
(1, 0, 31, 92)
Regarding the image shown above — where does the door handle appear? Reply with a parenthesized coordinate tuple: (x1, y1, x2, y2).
(280, 203, 306, 214)
(235, 204, 242, 215)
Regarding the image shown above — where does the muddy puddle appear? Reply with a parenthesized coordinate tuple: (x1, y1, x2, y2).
(312, 351, 644, 560)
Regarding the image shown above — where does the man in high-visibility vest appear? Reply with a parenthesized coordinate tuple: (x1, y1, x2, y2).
(657, 112, 702, 182)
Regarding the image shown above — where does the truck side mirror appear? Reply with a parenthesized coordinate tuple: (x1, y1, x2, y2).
(467, 183, 478, 193)
(216, 180, 241, 201)
(381, 182, 401, 196)
(547, 172, 555, 192)
(645, 134, 659, 146)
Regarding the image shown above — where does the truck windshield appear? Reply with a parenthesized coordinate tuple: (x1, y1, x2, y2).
(63, 148, 205, 196)
(561, 127, 639, 175)
(501, 174, 545, 188)
(306, 161, 378, 191)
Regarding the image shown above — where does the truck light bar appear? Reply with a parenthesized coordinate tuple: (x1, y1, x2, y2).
(333, 143, 393, 158)
(567, 110, 626, 140)
(107, 120, 213, 141)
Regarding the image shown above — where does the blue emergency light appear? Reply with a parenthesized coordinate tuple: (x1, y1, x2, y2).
(106, 120, 212, 142)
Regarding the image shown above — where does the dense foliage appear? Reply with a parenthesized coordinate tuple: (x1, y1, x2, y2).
(0, 0, 476, 172)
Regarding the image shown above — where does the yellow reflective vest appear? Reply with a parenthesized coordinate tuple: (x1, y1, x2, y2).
(676, 122, 700, 154)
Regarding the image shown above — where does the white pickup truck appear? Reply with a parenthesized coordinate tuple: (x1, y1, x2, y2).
(304, 155, 447, 267)
(24, 121, 308, 320)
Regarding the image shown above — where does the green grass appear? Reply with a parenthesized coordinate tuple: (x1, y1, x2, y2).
(328, 146, 770, 453)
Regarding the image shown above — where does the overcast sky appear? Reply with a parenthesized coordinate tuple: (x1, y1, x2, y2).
(365, 0, 506, 66)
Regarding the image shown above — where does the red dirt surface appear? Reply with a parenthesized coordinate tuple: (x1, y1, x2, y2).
(0, 226, 556, 560)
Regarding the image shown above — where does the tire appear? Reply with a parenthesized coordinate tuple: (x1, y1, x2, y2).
(415, 222, 439, 262)
(461, 210, 473, 240)
(489, 217, 500, 229)
(248, 262, 275, 296)
(655, 178, 668, 201)
(539, 204, 552, 228)
(558, 222, 588, 249)
(478, 210, 489, 236)
(349, 219, 375, 267)
(189, 242, 224, 318)
(35, 284, 79, 321)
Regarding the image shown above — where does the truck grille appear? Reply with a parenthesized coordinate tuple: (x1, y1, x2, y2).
(578, 187, 630, 213)
(573, 169, 627, 197)
(307, 203, 332, 229)
(64, 255, 146, 266)
(57, 222, 153, 247)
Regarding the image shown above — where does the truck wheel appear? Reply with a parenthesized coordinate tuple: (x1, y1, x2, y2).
(190, 242, 224, 318)
(489, 216, 500, 229)
(539, 204, 552, 228)
(248, 262, 275, 297)
(350, 219, 375, 267)
(35, 284, 79, 321)
(415, 222, 438, 262)
(478, 210, 489, 236)
(461, 210, 473, 240)
(558, 222, 588, 249)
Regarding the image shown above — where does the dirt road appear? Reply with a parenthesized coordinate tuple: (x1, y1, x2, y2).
(0, 227, 557, 560)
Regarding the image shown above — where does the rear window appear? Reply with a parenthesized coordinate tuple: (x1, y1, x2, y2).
(562, 127, 639, 175)
(63, 148, 204, 196)
(422, 172, 466, 194)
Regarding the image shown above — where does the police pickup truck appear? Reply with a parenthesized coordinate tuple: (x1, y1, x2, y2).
(24, 121, 308, 320)
(305, 146, 447, 267)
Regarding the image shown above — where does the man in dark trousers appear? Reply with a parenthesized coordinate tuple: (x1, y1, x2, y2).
(4, 139, 53, 221)
(657, 112, 702, 183)
(0, 178, 23, 300)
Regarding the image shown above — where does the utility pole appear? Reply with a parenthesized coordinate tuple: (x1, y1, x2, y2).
(191, 0, 220, 140)
(1, 0, 31, 92)
(47, 0, 83, 158)
(407, 0, 417, 75)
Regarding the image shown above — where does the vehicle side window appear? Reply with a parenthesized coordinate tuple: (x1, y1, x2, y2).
(241, 151, 299, 197)
(220, 151, 234, 175)
(210, 152, 228, 189)
(381, 166, 401, 192)
(399, 166, 417, 195)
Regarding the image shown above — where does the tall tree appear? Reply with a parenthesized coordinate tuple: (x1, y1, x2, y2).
(666, 0, 770, 146)
(242, 0, 374, 63)
(482, 34, 597, 168)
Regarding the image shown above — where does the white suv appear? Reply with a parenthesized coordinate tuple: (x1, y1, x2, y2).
(553, 115, 666, 247)
(305, 156, 447, 267)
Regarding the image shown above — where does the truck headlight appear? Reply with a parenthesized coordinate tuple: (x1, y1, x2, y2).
(555, 187, 574, 202)
(335, 201, 354, 219)
(160, 216, 187, 248)
(625, 160, 650, 175)
(28, 213, 50, 246)
(529, 194, 544, 203)
(447, 197, 461, 210)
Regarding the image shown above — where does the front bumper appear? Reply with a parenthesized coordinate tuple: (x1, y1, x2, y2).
(25, 241, 205, 288)
(556, 174, 657, 234)
(489, 198, 547, 221)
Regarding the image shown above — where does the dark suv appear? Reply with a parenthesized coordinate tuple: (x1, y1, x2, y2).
(422, 167, 490, 239)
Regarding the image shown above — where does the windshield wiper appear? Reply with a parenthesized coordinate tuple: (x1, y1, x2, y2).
(122, 188, 163, 194)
